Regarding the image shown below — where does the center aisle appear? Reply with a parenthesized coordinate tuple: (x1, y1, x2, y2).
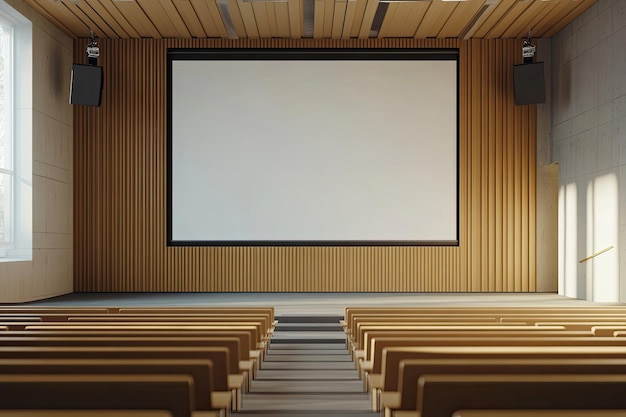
(236, 315, 375, 417)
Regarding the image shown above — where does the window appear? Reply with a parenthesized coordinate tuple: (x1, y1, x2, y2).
(0, 0, 31, 261)
(0, 14, 12, 247)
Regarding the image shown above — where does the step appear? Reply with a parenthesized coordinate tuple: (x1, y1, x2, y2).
(276, 315, 343, 324)
(270, 330, 346, 344)
(238, 312, 371, 416)
(270, 337, 346, 344)
(269, 343, 346, 351)
(275, 323, 343, 331)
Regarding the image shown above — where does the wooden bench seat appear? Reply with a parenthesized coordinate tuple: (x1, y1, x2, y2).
(451, 410, 626, 417)
(0, 308, 111, 314)
(0, 336, 246, 402)
(359, 329, 592, 376)
(368, 337, 626, 411)
(0, 346, 233, 414)
(0, 358, 216, 413)
(345, 306, 626, 414)
(499, 314, 626, 324)
(385, 357, 626, 417)
(594, 326, 626, 337)
(114, 308, 276, 327)
(371, 335, 626, 382)
(1, 329, 259, 384)
(0, 307, 275, 334)
(20, 324, 264, 354)
(349, 321, 512, 356)
(0, 374, 198, 417)
(352, 325, 565, 357)
(66, 315, 273, 337)
(11, 321, 264, 341)
(346, 314, 499, 336)
(0, 334, 250, 375)
(0, 313, 272, 337)
(351, 321, 519, 346)
(0, 306, 275, 324)
(343, 307, 626, 331)
(343, 307, 626, 343)
(380, 345, 626, 399)
(60, 317, 272, 356)
(0, 317, 42, 322)
(417, 374, 626, 417)
(0, 411, 174, 417)
(534, 321, 626, 331)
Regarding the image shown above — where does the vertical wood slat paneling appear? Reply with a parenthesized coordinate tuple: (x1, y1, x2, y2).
(74, 38, 536, 293)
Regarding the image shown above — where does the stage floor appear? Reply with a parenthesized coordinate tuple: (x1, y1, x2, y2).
(13, 292, 615, 315)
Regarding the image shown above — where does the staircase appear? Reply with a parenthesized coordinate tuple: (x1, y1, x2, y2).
(235, 315, 375, 416)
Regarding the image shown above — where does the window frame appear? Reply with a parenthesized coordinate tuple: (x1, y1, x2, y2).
(0, 0, 31, 262)
(0, 12, 14, 248)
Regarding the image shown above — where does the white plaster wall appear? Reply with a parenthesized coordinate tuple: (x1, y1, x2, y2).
(0, 0, 72, 302)
(552, 0, 626, 301)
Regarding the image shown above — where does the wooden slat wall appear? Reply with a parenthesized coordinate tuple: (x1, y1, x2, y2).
(74, 38, 536, 292)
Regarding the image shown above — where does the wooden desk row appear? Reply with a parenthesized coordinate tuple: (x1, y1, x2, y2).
(0, 306, 275, 417)
(342, 305, 626, 417)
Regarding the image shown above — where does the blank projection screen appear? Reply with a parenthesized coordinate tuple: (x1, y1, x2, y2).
(168, 49, 459, 246)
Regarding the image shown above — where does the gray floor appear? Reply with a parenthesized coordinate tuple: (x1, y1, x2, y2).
(12, 292, 613, 315)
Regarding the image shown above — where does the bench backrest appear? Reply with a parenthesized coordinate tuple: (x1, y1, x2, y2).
(0, 346, 230, 391)
(66, 316, 270, 335)
(397, 357, 626, 411)
(0, 308, 111, 314)
(344, 307, 626, 329)
(535, 322, 626, 331)
(382, 345, 626, 391)
(594, 326, 626, 337)
(0, 317, 42, 322)
(418, 374, 626, 417)
(115, 307, 274, 323)
(355, 325, 565, 350)
(0, 336, 240, 374)
(363, 330, 593, 361)
(0, 411, 174, 417)
(23, 325, 260, 348)
(3, 329, 253, 357)
(372, 336, 626, 376)
(500, 315, 626, 324)
(0, 374, 194, 417)
(0, 358, 213, 410)
(452, 410, 626, 417)
(347, 314, 499, 334)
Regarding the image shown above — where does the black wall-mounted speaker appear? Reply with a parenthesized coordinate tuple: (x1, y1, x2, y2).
(70, 64, 103, 107)
(513, 62, 545, 106)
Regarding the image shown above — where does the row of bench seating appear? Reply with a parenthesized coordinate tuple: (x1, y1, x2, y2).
(0, 306, 276, 417)
(342, 306, 626, 417)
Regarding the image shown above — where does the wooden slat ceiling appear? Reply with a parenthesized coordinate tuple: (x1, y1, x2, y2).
(25, 0, 596, 40)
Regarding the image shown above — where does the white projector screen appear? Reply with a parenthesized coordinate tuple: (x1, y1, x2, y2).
(168, 49, 458, 246)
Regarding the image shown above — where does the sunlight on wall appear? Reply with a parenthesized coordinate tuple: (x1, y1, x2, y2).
(559, 172, 619, 302)
(586, 172, 618, 302)
(558, 181, 578, 298)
